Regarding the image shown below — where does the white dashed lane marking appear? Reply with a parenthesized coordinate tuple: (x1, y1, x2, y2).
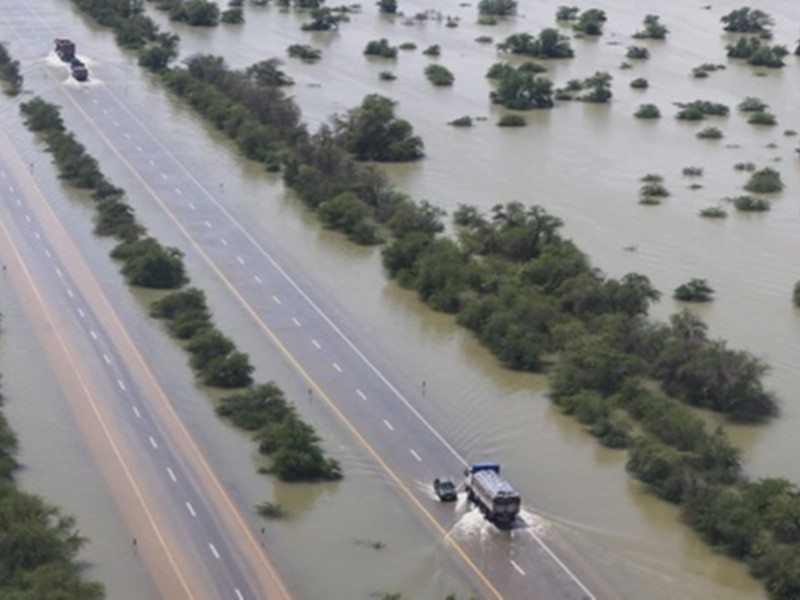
(123, 132, 131, 140)
(136, 145, 143, 152)
(204, 220, 212, 228)
(236, 256, 245, 265)
(189, 203, 196, 211)
(103, 353, 111, 365)
(117, 379, 126, 391)
(220, 238, 228, 247)
(356, 389, 367, 401)
(272, 295, 281, 305)
(254, 275, 262, 284)
(333, 362, 342, 373)
(235, 589, 244, 600)
(185, 502, 197, 518)
(209, 543, 220, 560)
(89, 330, 98, 340)
(410, 449, 422, 462)
(149, 436, 158, 450)
(167, 467, 177, 483)
(66, 288, 74, 298)
(34, 231, 41, 240)
(292, 317, 301, 327)
(311, 339, 321, 350)
(175, 187, 182, 195)
(77, 308, 85, 318)
(161, 173, 168, 180)
(132, 406, 141, 419)
(148, 159, 155, 166)
(511, 560, 526, 576)
(56, 267, 63, 278)
(383, 419, 395, 432)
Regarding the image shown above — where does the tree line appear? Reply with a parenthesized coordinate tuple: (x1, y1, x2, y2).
(65, 1, 800, 595)
(18, 96, 339, 483)
(0, 42, 23, 96)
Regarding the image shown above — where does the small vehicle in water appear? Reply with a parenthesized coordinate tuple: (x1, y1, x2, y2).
(70, 58, 88, 82)
(433, 477, 457, 502)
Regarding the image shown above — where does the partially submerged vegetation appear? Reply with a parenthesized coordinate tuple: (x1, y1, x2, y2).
(66, 1, 800, 594)
(674, 278, 715, 302)
(744, 167, 784, 193)
(0, 312, 105, 599)
(0, 42, 23, 96)
(19, 95, 339, 483)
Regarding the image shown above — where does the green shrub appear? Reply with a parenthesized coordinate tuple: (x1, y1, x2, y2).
(422, 44, 441, 57)
(748, 112, 776, 126)
(256, 502, 287, 519)
(626, 46, 650, 60)
(730, 195, 770, 211)
(640, 173, 663, 183)
(674, 278, 714, 302)
(734, 162, 756, 172)
(399, 42, 417, 51)
(497, 114, 526, 127)
(738, 96, 768, 112)
(475, 35, 494, 44)
(478, 0, 517, 16)
(699, 206, 727, 218)
(448, 116, 473, 127)
(794, 282, 800, 307)
(697, 126, 723, 139)
(574, 9, 607, 36)
(364, 38, 398, 58)
(221, 7, 244, 23)
(630, 77, 649, 89)
(633, 14, 668, 39)
(425, 64, 454, 86)
(378, 70, 396, 81)
(683, 166, 704, 177)
(744, 167, 784, 193)
(676, 100, 729, 120)
(635, 104, 660, 119)
(287, 44, 322, 62)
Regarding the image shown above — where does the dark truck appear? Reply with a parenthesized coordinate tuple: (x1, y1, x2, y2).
(464, 463, 521, 528)
(54, 39, 76, 62)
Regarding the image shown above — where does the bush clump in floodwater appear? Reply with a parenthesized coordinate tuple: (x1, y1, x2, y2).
(626, 46, 650, 60)
(729, 195, 771, 212)
(674, 279, 715, 302)
(555, 71, 613, 103)
(697, 126, 723, 139)
(633, 14, 668, 40)
(555, 6, 579, 21)
(448, 115, 473, 127)
(301, 7, 342, 31)
(425, 64, 454, 86)
(748, 112, 777, 126)
(738, 96, 769, 112)
(0, 42, 23, 95)
(364, 38, 398, 58)
(630, 77, 648, 89)
(675, 100, 730, 120)
(489, 65, 554, 109)
(794, 282, 800, 307)
(727, 37, 788, 68)
(497, 29, 574, 59)
(377, 0, 397, 14)
(635, 104, 660, 119)
(721, 7, 773, 34)
(334, 94, 424, 161)
(683, 166, 704, 177)
(497, 114, 526, 127)
(217, 384, 342, 481)
(478, 0, 517, 17)
(744, 167, 784, 193)
(573, 8, 607, 36)
(287, 43, 322, 62)
(422, 44, 441, 57)
(699, 206, 727, 218)
(692, 63, 725, 78)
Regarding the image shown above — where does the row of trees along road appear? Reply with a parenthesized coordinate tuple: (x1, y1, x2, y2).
(18, 96, 339, 483)
(66, 1, 800, 596)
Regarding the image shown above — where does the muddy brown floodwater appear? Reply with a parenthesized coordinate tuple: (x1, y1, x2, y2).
(2, 0, 800, 598)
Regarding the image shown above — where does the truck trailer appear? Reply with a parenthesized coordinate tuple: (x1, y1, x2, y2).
(464, 463, 521, 528)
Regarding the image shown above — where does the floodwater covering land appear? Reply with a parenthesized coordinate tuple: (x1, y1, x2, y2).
(2, 0, 800, 598)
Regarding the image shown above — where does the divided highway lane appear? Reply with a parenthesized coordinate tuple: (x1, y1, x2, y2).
(6, 6, 612, 598)
(0, 142, 289, 600)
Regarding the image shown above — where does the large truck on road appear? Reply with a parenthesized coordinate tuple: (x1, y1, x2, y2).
(464, 463, 521, 528)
